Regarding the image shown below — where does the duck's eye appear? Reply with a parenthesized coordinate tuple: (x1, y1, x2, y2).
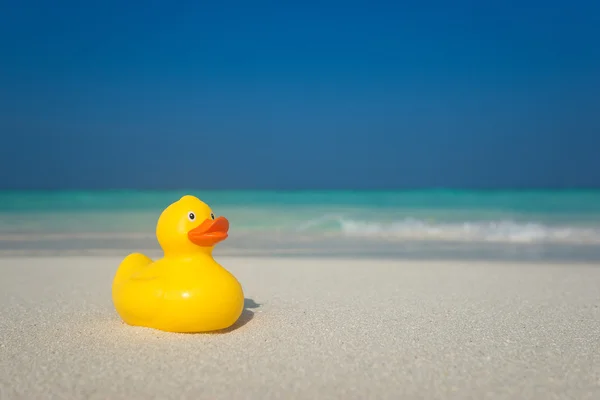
(188, 212, 196, 221)
(210, 213, 215, 220)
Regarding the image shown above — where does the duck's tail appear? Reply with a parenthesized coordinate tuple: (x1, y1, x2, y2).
(112, 253, 154, 287)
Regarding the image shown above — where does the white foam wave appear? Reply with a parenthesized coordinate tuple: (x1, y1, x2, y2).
(338, 218, 600, 244)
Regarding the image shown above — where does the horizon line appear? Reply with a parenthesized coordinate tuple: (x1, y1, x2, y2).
(1, 186, 600, 193)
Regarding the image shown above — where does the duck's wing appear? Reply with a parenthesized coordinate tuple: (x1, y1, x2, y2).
(112, 253, 164, 327)
(113, 253, 155, 286)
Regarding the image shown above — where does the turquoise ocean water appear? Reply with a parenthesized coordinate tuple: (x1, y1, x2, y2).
(1, 190, 600, 261)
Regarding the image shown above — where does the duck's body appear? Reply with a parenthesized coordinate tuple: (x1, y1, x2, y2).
(111, 195, 244, 333)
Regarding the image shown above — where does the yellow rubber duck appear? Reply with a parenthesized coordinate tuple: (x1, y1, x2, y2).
(111, 195, 244, 333)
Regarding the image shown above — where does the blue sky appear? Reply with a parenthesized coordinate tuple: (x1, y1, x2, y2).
(1, 0, 599, 189)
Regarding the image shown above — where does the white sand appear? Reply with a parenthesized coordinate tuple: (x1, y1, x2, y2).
(1, 256, 599, 399)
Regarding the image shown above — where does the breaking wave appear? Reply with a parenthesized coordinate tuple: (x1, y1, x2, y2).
(337, 218, 600, 244)
(294, 214, 600, 244)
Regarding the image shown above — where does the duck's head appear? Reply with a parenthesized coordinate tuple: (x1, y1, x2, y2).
(156, 195, 229, 255)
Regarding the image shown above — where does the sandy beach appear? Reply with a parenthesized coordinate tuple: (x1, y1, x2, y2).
(1, 255, 599, 399)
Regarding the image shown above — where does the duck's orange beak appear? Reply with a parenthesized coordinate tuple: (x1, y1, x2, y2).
(187, 216, 229, 247)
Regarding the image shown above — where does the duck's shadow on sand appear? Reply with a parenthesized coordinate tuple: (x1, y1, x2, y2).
(212, 298, 260, 334)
